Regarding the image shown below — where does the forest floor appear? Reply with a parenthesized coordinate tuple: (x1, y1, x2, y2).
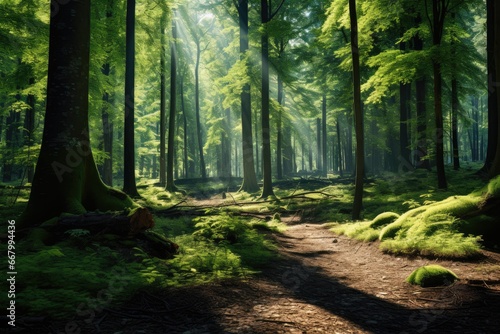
(22, 211, 500, 334)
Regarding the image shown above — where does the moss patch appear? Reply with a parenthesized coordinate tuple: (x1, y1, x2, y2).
(406, 265, 458, 287)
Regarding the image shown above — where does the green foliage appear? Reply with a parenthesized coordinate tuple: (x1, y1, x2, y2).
(406, 265, 459, 287)
(10, 244, 146, 318)
(193, 212, 247, 243)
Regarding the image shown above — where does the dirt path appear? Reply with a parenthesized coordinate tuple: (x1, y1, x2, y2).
(18, 222, 500, 333)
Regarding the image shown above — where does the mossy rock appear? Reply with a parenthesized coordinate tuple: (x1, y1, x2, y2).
(406, 265, 458, 287)
(369, 212, 400, 229)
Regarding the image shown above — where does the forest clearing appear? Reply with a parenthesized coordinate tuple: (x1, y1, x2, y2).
(2, 0, 500, 333)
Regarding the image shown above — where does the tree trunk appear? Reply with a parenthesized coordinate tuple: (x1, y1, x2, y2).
(316, 118, 322, 171)
(349, 0, 364, 220)
(21, 0, 136, 227)
(100, 63, 113, 186)
(399, 37, 411, 170)
(195, 40, 207, 179)
(166, 14, 178, 192)
(322, 94, 327, 176)
(432, 0, 447, 189)
(237, 0, 259, 192)
(159, 10, 167, 186)
(123, 0, 139, 197)
(260, 0, 274, 198)
(180, 71, 188, 179)
(451, 78, 460, 170)
(481, 0, 498, 175)
(277, 73, 283, 179)
(336, 119, 343, 177)
(488, 0, 500, 178)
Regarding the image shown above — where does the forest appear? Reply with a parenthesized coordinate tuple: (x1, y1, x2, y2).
(1, 0, 500, 332)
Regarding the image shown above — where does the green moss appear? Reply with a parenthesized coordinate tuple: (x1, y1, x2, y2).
(486, 175, 500, 198)
(369, 212, 400, 229)
(406, 265, 458, 287)
(331, 221, 379, 242)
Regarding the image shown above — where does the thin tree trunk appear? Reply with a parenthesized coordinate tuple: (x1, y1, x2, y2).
(195, 40, 206, 179)
(451, 78, 460, 170)
(322, 94, 327, 176)
(237, 0, 259, 192)
(123, 0, 139, 197)
(316, 118, 322, 171)
(336, 119, 343, 177)
(349, 0, 364, 220)
(277, 73, 283, 179)
(166, 14, 178, 192)
(159, 10, 167, 186)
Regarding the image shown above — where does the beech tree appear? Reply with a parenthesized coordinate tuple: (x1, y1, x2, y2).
(21, 0, 136, 226)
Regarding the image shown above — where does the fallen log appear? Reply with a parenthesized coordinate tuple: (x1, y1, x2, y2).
(56, 207, 155, 236)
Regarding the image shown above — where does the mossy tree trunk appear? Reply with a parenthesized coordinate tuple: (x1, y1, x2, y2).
(21, 0, 136, 228)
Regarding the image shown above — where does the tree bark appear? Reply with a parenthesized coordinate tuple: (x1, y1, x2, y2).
(166, 14, 178, 192)
(195, 37, 207, 179)
(322, 94, 328, 176)
(237, 0, 259, 192)
(260, 0, 274, 198)
(21, 0, 136, 227)
(349, 0, 364, 220)
(488, 0, 500, 178)
(432, 0, 447, 189)
(159, 10, 167, 186)
(480, 0, 498, 175)
(123, 0, 139, 197)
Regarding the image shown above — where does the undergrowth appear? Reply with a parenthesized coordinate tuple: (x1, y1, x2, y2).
(330, 167, 498, 259)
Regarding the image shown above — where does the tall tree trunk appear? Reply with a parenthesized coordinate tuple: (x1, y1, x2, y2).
(481, 0, 498, 175)
(399, 37, 411, 169)
(159, 10, 167, 186)
(123, 0, 139, 197)
(336, 119, 343, 177)
(195, 39, 207, 179)
(237, 0, 259, 192)
(180, 71, 188, 179)
(451, 78, 460, 170)
(349, 0, 364, 220)
(322, 94, 328, 176)
(101, 63, 113, 186)
(276, 73, 283, 179)
(316, 118, 322, 171)
(166, 14, 178, 192)
(431, 0, 447, 189)
(21, 0, 135, 227)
